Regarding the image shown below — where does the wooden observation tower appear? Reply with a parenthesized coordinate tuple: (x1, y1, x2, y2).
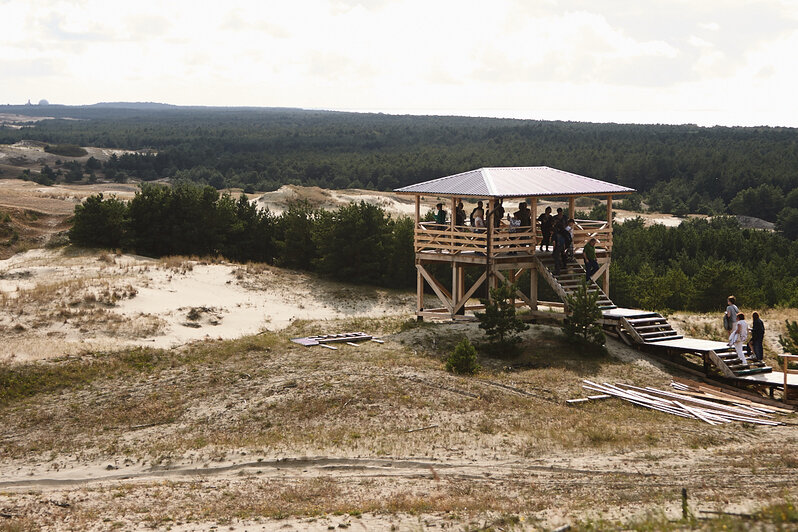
(395, 167, 636, 321)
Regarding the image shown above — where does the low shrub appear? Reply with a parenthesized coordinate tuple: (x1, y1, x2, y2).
(445, 337, 479, 375)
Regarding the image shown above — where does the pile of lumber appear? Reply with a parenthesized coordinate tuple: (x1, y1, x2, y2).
(576, 379, 790, 426)
(290, 331, 383, 349)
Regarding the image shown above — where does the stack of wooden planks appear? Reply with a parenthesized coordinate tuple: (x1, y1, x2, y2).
(577, 379, 790, 426)
(290, 332, 383, 349)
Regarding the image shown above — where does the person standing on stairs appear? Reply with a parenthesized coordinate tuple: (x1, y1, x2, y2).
(724, 296, 739, 334)
(749, 311, 765, 362)
(565, 218, 575, 260)
(729, 312, 749, 365)
(553, 221, 568, 276)
(583, 238, 599, 280)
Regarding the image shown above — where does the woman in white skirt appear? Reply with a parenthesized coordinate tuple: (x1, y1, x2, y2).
(729, 312, 749, 365)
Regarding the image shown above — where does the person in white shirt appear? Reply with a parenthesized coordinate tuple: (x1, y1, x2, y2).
(729, 312, 749, 365)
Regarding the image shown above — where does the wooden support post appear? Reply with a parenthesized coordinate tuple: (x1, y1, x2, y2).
(530, 197, 538, 249)
(415, 195, 420, 225)
(568, 197, 575, 219)
(509, 268, 517, 308)
(486, 201, 495, 301)
(607, 195, 613, 223)
(604, 195, 613, 296)
(455, 265, 465, 315)
(451, 262, 458, 316)
(530, 263, 538, 310)
(452, 262, 465, 317)
(416, 264, 423, 319)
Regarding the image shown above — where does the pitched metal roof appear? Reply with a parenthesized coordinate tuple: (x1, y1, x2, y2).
(394, 166, 635, 197)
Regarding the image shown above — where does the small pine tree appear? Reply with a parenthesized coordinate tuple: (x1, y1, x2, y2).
(476, 281, 529, 347)
(563, 278, 605, 347)
(446, 337, 480, 375)
(779, 320, 798, 354)
(778, 320, 798, 370)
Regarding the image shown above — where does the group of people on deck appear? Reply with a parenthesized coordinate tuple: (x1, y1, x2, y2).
(724, 295, 765, 365)
(436, 200, 533, 230)
(432, 200, 600, 280)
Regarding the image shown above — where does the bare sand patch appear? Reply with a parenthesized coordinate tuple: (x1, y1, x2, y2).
(0, 178, 138, 215)
(0, 249, 414, 361)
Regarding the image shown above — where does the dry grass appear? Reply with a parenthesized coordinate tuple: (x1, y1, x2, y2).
(156, 255, 199, 274)
(0, 275, 158, 340)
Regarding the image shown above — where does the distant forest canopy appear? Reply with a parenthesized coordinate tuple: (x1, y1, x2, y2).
(3, 103, 798, 227)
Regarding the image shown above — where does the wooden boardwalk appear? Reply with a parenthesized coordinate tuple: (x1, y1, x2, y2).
(596, 306, 792, 400)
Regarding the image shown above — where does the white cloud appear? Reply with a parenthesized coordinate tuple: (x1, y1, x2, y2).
(1, 0, 797, 126)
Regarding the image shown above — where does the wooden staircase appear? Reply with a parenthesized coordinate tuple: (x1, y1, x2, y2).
(534, 253, 616, 310)
(534, 251, 773, 381)
(619, 313, 683, 343)
(708, 345, 772, 377)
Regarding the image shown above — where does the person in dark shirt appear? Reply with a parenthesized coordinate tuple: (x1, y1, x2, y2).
(583, 238, 599, 280)
(552, 208, 565, 234)
(537, 206, 553, 251)
(494, 199, 505, 227)
(455, 201, 466, 226)
(749, 311, 765, 362)
(514, 202, 532, 227)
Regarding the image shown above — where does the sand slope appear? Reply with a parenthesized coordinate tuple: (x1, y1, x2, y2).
(0, 249, 413, 362)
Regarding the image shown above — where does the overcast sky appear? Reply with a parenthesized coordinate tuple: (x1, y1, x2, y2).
(3, 0, 798, 127)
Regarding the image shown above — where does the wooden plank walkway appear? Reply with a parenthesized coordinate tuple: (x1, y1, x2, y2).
(598, 308, 773, 379)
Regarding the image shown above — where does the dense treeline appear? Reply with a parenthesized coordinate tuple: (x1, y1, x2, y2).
(69, 183, 415, 289)
(71, 183, 798, 310)
(610, 217, 798, 311)
(3, 104, 798, 226)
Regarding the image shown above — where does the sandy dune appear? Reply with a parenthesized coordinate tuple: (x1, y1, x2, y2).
(0, 249, 414, 362)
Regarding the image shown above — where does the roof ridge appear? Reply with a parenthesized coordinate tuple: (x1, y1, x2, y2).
(482, 168, 496, 196)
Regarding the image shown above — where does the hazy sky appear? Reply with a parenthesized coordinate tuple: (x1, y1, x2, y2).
(3, 0, 798, 126)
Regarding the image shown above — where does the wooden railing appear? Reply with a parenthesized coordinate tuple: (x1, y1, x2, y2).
(570, 220, 613, 251)
(415, 223, 494, 254)
(415, 219, 612, 255)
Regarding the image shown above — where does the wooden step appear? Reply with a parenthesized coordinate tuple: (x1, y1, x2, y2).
(634, 324, 676, 331)
(627, 317, 666, 325)
(641, 331, 680, 338)
(645, 336, 683, 343)
(734, 367, 772, 376)
(640, 329, 676, 337)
